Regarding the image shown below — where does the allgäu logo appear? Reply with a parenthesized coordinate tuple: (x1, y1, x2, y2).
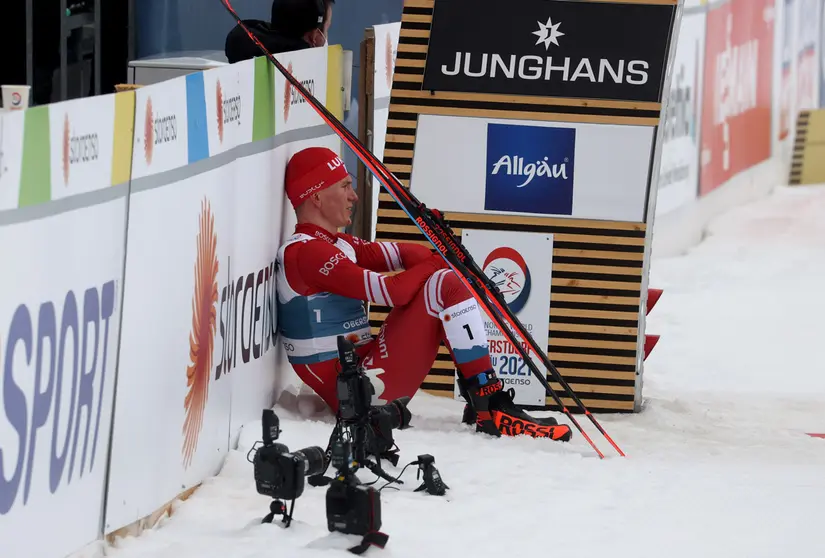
(490, 154, 569, 188)
(484, 123, 575, 216)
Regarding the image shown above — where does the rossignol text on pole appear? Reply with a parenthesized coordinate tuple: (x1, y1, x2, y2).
(219, 0, 625, 459)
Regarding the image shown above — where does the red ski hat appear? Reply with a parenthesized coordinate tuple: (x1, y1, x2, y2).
(284, 147, 348, 209)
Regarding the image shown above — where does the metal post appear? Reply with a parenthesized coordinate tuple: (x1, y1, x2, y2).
(26, 0, 34, 88)
(60, 0, 68, 101)
(95, 0, 101, 95)
(354, 28, 375, 241)
(128, 0, 136, 63)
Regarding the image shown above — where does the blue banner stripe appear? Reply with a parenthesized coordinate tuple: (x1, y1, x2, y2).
(186, 73, 209, 164)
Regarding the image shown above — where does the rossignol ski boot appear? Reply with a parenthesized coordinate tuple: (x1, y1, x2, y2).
(457, 371, 572, 442)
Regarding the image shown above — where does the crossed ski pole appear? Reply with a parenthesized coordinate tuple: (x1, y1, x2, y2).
(219, 0, 626, 459)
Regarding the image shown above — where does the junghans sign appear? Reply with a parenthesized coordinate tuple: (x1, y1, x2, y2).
(422, 0, 676, 103)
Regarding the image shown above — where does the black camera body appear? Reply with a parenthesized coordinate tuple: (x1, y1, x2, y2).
(336, 337, 374, 424)
(252, 409, 326, 501)
(326, 475, 383, 536)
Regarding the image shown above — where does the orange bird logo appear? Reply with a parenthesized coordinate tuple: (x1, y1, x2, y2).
(62, 114, 70, 185)
(284, 62, 293, 122)
(182, 198, 219, 469)
(216, 79, 225, 144)
(144, 97, 155, 165)
(385, 34, 395, 89)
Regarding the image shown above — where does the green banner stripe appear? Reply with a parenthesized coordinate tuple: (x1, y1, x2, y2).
(18, 106, 51, 208)
(253, 56, 276, 142)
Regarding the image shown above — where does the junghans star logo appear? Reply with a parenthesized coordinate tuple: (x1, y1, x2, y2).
(533, 17, 564, 50)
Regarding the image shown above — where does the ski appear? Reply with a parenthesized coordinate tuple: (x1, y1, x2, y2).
(219, 0, 624, 459)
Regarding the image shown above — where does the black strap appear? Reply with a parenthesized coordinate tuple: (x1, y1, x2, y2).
(308, 474, 333, 487)
(348, 531, 389, 555)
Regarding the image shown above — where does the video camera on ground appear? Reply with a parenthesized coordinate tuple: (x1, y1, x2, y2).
(249, 335, 447, 554)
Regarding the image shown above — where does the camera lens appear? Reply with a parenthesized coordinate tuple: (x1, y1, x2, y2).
(370, 396, 412, 431)
(294, 446, 326, 477)
(388, 396, 412, 430)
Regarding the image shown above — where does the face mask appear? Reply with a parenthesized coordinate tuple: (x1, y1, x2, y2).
(316, 30, 327, 46)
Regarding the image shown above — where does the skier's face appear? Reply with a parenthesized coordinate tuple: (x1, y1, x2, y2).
(318, 175, 357, 228)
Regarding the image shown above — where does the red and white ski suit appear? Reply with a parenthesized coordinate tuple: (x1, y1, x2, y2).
(276, 223, 493, 411)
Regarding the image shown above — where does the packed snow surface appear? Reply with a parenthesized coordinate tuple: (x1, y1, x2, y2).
(94, 185, 825, 558)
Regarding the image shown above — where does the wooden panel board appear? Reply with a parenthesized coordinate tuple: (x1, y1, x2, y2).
(789, 110, 825, 186)
(366, 0, 669, 413)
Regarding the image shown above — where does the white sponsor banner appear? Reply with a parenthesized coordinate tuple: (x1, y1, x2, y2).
(49, 94, 116, 200)
(274, 47, 329, 134)
(656, 11, 706, 216)
(131, 77, 189, 180)
(374, 23, 401, 101)
(779, 0, 797, 142)
(796, 0, 821, 111)
(0, 200, 125, 558)
(203, 59, 255, 156)
(370, 22, 401, 240)
(410, 114, 654, 222)
(370, 106, 388, 240)
(455, 229, 552, 407)
(0, 110, 25, 210)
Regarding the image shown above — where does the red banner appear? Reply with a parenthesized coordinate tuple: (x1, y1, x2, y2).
(700, 0, 775, 196)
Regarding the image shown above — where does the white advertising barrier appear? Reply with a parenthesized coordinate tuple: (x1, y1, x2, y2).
(49, 96, 117, 200)
(370, 22, 401, 240)
(0, 98, 127, 558)
(203, 59, 255, 156)
(772, 0, 822, 166)
(203, 59, 286, 440)
(796, 0, 821, 112)
(105, 67, 260, 534)
(656, 10, 707, 217)
(455, 230, 553, 407)
(778, 0, 797, 146)
(275, 46, 329, 134)
(104, 46, 346, 534)
(130, 77, 190, 180)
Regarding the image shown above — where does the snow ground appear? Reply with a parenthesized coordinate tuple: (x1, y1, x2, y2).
(96, 184, 825, 558)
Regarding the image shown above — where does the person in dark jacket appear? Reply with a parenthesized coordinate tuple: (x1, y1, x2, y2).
(225, 0, 335, 63)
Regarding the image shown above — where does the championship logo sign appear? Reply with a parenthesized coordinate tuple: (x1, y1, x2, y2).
(457, 229, 553, 406)
(482, 247, 532, 314)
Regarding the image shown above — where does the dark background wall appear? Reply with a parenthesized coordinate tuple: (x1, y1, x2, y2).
(134, 0, 403, 60)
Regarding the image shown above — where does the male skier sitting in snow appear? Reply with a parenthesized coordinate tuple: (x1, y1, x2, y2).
(276, 146, 571, 441)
